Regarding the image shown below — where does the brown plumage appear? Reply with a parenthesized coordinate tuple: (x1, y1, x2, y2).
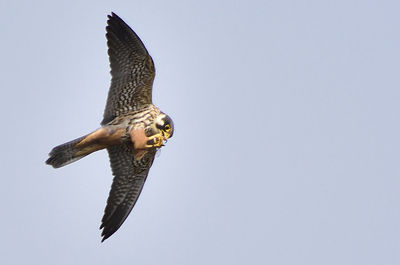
(102, 12, 155, 125)
(46, 12, 174, 242)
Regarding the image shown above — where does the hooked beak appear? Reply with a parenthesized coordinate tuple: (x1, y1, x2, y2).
(162, 131, 171, 142)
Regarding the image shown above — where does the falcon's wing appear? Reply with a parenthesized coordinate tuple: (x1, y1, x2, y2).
(101, 12, 155, 125)
(100, 143, 156, 241)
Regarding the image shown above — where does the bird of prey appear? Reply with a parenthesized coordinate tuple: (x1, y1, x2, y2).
(46, 12, 174, 242)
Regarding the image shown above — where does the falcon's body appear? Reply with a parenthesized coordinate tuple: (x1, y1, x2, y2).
(46, 13, 174, 242)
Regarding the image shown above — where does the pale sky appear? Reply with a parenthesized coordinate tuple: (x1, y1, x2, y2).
(1, 0, 400, 264)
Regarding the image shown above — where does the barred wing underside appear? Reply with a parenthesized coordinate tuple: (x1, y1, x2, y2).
(101, 13, 155, 125)
(100, 143, 156, 241)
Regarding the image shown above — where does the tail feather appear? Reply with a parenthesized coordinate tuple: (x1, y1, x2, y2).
(46, 127, 124, 168)
(46, 135, 88, 168)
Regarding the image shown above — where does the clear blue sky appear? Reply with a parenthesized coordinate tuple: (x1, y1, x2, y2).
(1, 0, 399, 264)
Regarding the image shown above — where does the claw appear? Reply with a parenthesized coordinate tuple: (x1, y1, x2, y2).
(145, 133, 164, 148)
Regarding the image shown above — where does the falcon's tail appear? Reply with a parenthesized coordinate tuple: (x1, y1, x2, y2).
(46, 135, 90, 168)
(46, 127, 125, 168)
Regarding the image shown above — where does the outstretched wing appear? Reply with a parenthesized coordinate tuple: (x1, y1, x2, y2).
(101, 12, 155, 125)
(100, 143, 156, 241)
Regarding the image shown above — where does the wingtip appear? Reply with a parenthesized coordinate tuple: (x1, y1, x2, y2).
(99, 222, 111, 242)
(100, 228, 112, 242)
(108, 12, 121, 22)
(107, 12, 114, 22)
(106, 12, 122, 30)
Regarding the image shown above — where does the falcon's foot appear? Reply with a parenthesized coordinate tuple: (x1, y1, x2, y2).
(145, 133, 165, 148)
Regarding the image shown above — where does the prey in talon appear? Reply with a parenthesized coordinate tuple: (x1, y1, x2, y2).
(45, 12, 174, 242)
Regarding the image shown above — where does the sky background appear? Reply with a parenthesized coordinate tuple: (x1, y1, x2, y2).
(1, 0, 400, 264)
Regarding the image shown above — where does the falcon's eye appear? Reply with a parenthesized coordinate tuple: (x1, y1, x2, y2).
(164, 124, 171, 132)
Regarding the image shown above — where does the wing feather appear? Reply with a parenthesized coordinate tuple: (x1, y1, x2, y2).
(100, 142, 156, 241)
(101, 13, 155, 125)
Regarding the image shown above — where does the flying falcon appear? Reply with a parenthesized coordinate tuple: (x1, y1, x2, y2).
(46, 12, 174, 242)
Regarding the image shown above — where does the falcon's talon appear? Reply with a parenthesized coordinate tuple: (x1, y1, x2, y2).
(145, 134, 164, 148)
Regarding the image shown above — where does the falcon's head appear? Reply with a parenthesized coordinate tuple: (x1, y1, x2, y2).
(145, 113, 174, 148)
(155, 113, 174, 140)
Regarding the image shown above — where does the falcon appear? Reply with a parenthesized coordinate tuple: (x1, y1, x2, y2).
(46, 12, 174, 242)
